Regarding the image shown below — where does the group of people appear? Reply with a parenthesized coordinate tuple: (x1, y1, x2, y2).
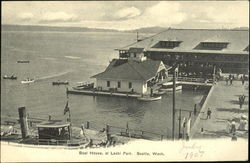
(225, 74, 247, 86)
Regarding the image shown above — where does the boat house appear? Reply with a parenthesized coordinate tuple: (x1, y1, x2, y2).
(117, 29, 249, 78)
(91, 47, 171, 95)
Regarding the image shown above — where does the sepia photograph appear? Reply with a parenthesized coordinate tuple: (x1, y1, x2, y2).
(1, 0, 249, 162)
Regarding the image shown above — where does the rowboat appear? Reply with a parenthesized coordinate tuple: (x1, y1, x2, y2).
(137, 95, 162, 101)
(52, 81, 69, 85)
(3, 75, 17, 80)
(73, 82, 94, 90)
(21, 79, 35, 84)
(160, 85, 182, 92)
(17, 60, 30, 63)
(160, 81, 182, 92)
(153, 90, 166, 95)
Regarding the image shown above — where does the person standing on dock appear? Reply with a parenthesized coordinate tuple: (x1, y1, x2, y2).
(225, 77, 229, 85)
(230, 120, 236, 134)
(207, 108, 212, 119)
(194, 104, 197, 116)
(229, 76, 233, 85)
(239, 95, 244, 110)
(241, 76, 245, 85)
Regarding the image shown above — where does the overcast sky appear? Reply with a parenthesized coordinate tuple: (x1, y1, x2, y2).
(2, 1, 249, 30)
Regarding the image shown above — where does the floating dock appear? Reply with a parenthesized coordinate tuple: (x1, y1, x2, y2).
(67, 89, 141, 98)
(67, 81, 213, 98)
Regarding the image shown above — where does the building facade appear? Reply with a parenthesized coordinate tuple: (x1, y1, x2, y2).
(92, 48, 171, 94)
(118, 29, 249, 78)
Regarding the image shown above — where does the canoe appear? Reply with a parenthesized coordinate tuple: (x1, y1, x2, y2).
(52, 81, 69, 85)
(21, 79, 35, 84)
(137, 95, 162, 101)
(3, 75, 17, 80)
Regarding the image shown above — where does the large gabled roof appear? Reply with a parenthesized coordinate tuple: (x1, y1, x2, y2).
(118, 28, 249, 54)
(91, 59, 170, 81)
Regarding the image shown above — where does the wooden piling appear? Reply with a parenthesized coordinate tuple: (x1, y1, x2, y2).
(18, 107, 29, 139)
(86, 121, 90, 129)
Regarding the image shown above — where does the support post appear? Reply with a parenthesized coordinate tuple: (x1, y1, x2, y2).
(86, 121, 90, 129)
(178, 109, 182, 139)
(172, 67, 177, 140)
(106, 124, 110, 141)
(18, 107, 29, 139)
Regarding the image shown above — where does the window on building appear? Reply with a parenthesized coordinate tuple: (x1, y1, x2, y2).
(117, 81, 121, 88)
(152, 41, 182, 49)
(134, 53, 136, 57)
(107, 81, 110, 87)
(129, 82, 132, 89)
(195, 42, 229, 50)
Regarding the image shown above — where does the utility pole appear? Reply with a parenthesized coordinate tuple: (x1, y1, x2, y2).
(136, 31, 139, 42)
(172, 67, 177, 140)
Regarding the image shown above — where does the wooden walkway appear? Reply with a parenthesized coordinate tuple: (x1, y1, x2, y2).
(190, 80, 249, 139)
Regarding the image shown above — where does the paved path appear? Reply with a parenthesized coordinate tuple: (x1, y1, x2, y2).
(191, 80, 248, 139)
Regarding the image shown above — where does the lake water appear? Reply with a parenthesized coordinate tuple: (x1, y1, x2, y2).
(1, 30, 206, 138)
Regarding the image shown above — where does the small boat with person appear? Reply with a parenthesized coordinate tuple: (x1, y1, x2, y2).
(21, 78, 35, 84)
(3, 75, 17, 80)
(52, 81, 69, 85)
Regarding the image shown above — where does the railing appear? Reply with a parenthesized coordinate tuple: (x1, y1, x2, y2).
(84, 121, 168, 141)
(177, 77, 213, 83)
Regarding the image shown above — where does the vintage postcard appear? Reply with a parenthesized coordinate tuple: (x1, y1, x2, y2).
(1, 1, 249, 162)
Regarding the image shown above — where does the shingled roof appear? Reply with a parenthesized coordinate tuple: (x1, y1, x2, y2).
(91, 59, 170, 81)
(118, 29, 249, 55)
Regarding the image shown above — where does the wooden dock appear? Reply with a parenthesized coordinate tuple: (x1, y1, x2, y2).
(67, 89, 141, 98)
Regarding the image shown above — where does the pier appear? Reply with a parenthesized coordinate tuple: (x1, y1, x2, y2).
(190, 80, 248, 139)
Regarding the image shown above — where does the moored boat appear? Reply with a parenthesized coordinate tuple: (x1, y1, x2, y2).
(72, 82, 94, 90)
(153, 90, 166, 95)
(160, 81, 182, 92)
(52, 81, 69, 85)
(137, 95, 162, 101)
(21, 78, 35, 84)
(3, 75, 17, 80)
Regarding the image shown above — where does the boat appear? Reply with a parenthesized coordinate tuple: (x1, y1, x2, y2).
(72, 82, 94, 90)
(1, 107, 88, 148)
(17, 60, 30, 63)
(160, 81, 182, 92)
(3, 75, 17, 80)
(21, 78, 35, 84)
(153, 90, 166, 95)
(52, 81, 69, 85)
(137, 95, 162, 101)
